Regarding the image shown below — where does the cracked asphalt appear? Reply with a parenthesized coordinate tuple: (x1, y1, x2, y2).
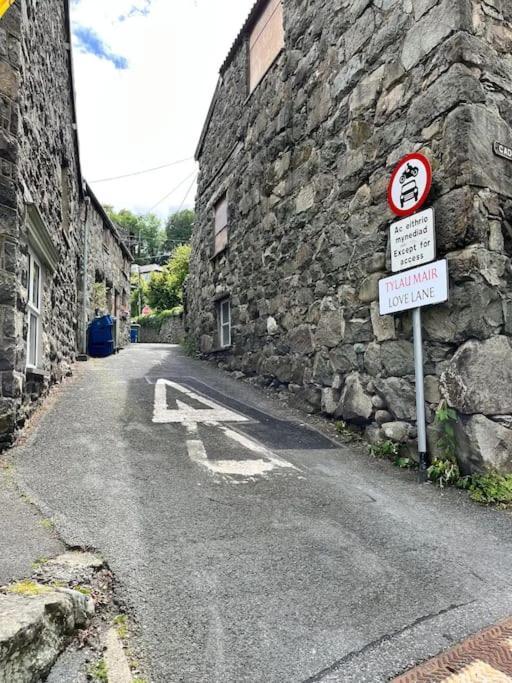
(9, 344, 512, 682)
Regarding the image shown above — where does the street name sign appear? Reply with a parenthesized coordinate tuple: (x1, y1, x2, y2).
(494, 141, 512, 161)
(390, 208, 435, 273)
(379, 259, 448, 316)
(387, 153, 432, 218)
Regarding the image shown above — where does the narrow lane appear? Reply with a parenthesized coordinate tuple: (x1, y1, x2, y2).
(12, 345, 512, 682)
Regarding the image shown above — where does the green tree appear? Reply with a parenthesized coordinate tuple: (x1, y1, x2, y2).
(106, 207, 165, 265)
(130, 273, 148, 318)
(147, 244, 191, 312)
(165, 209, 195, 251)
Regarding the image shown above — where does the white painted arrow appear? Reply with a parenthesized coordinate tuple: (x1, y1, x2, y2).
(152, 379, 297, 479)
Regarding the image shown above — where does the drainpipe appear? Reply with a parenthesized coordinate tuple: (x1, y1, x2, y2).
(79, 195, 91, 359)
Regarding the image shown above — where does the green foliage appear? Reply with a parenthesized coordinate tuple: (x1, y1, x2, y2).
(165, 209, 195, 250)
(130, 274, 149, 318)
(463, 473, 512, 506)
(88, 658, 108, 682)
(427, 458, 461, 488)
(92, 282, 107, 313)
(395, 456, 417, 470)
(106, 207, 164, 265)
(7, 580, 50, 596)
(134, 307, 183, 329)
(147, 244, 191, 312)
(369, 440, 400, 459)
(335, 420, 361, 443)
(435, 401, 458, 461)
(181, 336, 198, 357)
(427, 402, 461, 488)
(368, 440, 417, 470)
(114, 614, 128, 640)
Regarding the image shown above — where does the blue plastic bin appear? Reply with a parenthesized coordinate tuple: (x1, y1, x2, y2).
(130, 324, 141, 344)
(88, 316, 114, 357)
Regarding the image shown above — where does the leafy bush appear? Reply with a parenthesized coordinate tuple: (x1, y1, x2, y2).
(147, 244, 191, 312)
(463, 473, 512, 506)
(130, 274, 148, 317)
(134, 307, 183, 329)
(428, 458, 461, 488)
(335, 420, 361, 443)
(369, 440, 400, 459)
(435, 401, 458, 461)
(92, 282, 107, 313)
(428, 402, 460, 487)
(181, 336, 198, 357)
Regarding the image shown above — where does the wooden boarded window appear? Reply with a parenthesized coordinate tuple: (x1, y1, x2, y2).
(214, 195, 228, 255)
(249, 0, 284, 93)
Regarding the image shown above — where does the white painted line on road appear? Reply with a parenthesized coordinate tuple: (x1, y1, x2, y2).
(152, 379, 297, 479)
(153, 379, 249, 425)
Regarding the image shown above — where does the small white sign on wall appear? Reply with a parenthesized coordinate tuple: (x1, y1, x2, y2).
(390, 208, 436, 273)
(379, 259, 449, 316)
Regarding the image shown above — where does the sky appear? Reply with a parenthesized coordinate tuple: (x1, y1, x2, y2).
(70, 0, 255, 218)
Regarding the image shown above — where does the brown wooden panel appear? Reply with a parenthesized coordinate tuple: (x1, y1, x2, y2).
(214, 226, 228, 255)
(215, 196, 228, 234)
(249, 0, 284, 93)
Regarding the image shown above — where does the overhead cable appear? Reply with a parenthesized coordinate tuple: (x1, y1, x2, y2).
(91, 157, 195, 183)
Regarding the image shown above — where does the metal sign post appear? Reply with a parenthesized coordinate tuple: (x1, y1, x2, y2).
(379, 260, 449, 480)
(384, 153, 445, 481)
(412, 308, 428, 479)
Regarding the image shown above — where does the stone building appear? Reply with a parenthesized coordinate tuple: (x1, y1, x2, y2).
(187, 0, 512, 473)
(84, 184, 132, 351)
(0, 1, 131, 449)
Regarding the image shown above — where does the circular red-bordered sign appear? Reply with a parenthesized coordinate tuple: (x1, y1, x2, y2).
(387, 153, 432, 217)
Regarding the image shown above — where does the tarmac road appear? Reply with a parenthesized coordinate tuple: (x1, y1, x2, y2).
(12, 344, 512, 682)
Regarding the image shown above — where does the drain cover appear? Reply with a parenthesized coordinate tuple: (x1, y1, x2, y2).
(393, 618, 512, 682)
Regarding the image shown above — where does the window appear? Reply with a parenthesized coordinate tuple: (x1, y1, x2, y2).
(214, 195, 228, 256)
(27, 250, 42, 369)
(218, 298, 231, 348)
(249, 0, 284, 93)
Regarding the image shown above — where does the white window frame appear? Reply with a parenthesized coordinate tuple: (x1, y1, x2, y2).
(218, 298, 231, 348)
(27, 249, 42, 370)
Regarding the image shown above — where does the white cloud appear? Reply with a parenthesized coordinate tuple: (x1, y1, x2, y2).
(71, 0, 255, 218)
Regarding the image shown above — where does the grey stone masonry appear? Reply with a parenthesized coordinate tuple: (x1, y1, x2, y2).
(188, 0, 512, 473)
(85, 185, 132, 350)
(0, 1, 132, 448)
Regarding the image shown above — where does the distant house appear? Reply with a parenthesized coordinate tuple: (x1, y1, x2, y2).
(0, 1, 132, 448)
(187, 0, 512, 474)
(132, 263, 163, 283)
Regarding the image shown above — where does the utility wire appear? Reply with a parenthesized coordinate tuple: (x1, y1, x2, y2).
(149, 170, 197, 212)
(91, 157, 195, 183)
(175, 173, 198, 215)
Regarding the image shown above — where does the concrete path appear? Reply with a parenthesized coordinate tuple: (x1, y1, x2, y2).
(0, 467, 64, 585)
(10, 344, 512, 682)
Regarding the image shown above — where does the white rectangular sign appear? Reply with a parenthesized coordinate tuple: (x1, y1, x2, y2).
(390, 208, 435, 273)
(379, 259, 448, 315)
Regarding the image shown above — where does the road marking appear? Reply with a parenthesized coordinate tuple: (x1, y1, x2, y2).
(153, 379, 249, 425)
(153, 379, 297, 479)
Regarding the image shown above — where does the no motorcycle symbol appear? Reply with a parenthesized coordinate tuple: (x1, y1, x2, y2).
(387, 153, 432, 217)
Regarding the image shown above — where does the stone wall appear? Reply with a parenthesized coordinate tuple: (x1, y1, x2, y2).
(139, 314, 185, 344)
(188, 0, 512, 473)
(0, 1, 132, 448)
(0, 0, 85, 445)
(85, 189, 132, 349)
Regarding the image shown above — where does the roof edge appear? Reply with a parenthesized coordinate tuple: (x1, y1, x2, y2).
(84, 182, 133, 262)
(195, 0, 271, 160)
